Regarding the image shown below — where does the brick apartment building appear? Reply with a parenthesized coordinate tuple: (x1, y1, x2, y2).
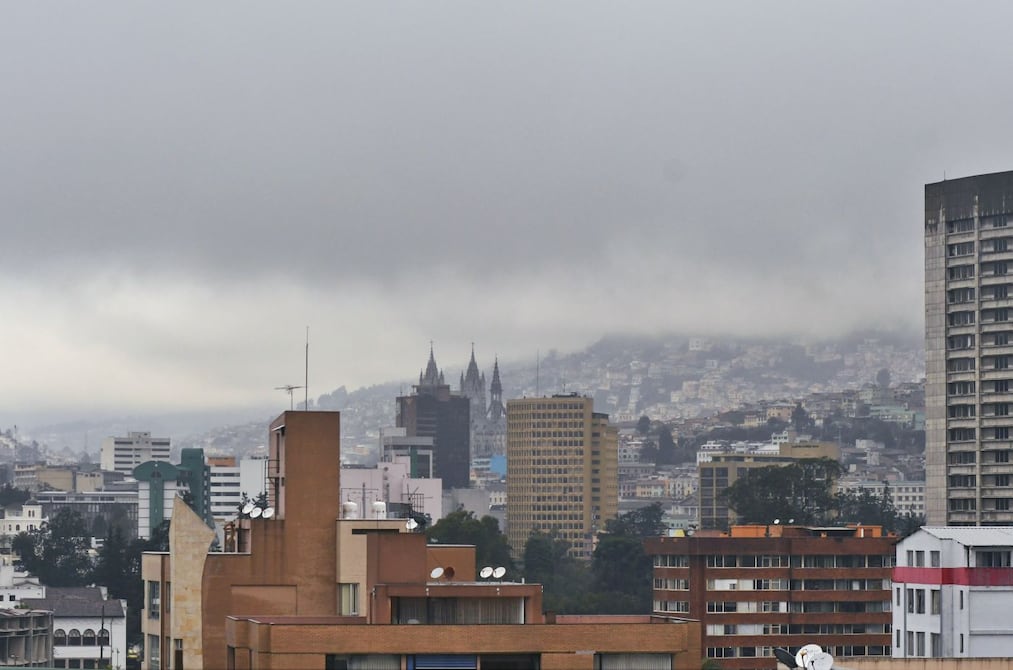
(143, 411, 699, 670)
(646, 524, 897, 670)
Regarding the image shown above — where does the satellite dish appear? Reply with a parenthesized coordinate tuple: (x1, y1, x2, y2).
(773, 519, 781, 525)
(430, 567, 444, 580)
(249, 507, 263, 519)
(492, 566, 506, 579)
(242, 502, 256, 515)
(262, 507, 275, 519)
(796, 644, 833, 670)
(480, 566, 493, 579)
(406, 518, 419, 531)
(774, 648, 797, 668)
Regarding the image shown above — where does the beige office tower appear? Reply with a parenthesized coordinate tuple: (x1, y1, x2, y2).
(926, 171, 1013, 526)
(506, 394, 619, 559)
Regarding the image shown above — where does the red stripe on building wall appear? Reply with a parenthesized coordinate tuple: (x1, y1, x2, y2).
(893, 567, 1013, 586)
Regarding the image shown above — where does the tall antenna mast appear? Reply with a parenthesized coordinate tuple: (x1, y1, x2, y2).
(536, 349, 540, 397)
(304, 326, 309, 411)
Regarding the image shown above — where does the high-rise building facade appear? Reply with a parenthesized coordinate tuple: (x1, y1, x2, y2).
(925, 171, 1013, 525)
(396, 347, 471, 489)
(101, 431, 171, 476)
(646, 524, 896, 670)
(506, 394, 618, 559)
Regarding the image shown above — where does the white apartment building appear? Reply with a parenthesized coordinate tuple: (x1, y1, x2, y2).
(0, 565, 44, 604)
(101, 432, 170, 476)
(0, 501, 46, 567)
(894, 526, 1013, 658)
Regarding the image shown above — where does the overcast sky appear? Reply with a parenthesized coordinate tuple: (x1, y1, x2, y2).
(2, 1, 1011, 421)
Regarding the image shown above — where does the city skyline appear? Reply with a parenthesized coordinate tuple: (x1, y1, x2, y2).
(4, 3, 1013, 420)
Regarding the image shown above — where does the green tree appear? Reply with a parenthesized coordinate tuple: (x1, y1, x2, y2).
(13, 508, 92, 587)
(590, 504, 666, 614)
(0, 485, 30, 508)
(720, 458, 843, 525)
(426, 509, 514, 575)
(522, 531, 594, 613)
(636, 415, 651, 435)
(656, 426, 677, 465)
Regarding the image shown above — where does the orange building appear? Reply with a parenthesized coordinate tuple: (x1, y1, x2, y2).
(142, 411, 699, 670)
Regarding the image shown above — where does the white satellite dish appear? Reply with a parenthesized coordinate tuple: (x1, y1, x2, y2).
(249, 507, 263, 519)
(262, 507, 275, 519)
(492, 566, 506, 579)
(480, 566, 493, 579)
(796, 644, 833, 670)
(406, 518, 419, 531)
(430, 566, 444, 580)
(242, 502, 256, 515)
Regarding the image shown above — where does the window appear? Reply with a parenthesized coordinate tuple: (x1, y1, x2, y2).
(960, 591, 965, 609)
(83, 629, 96, 646)
(948, 404, 976, 418)
(949, 264, 976, 280)
(907, 631, 914, 656)
(948, 381, 976, 396)
(948, 287, 976, 304)
(976, 550, 1012, 567)
(948, 218, 976, 234)
(54, 629, 66, 646)
(947, 334, 975, 350)
(148, 581, 160, 619)
(906, 588, 914, 613)
(948, 241, 975, 257)
(148, 634, 160, 670)
(996, 239, 1011, 253)
(949, 311, 976, 326)
(948, 358, 976, 372)
(99, 629, 110, 646)
(931, 551, 941, 567)
(916, 589, 926, 614)
(948, 428, 976, 442)
(917, 632, 925, 657)
(931, 633, 941, 657)
(896, 629, 901, 650)
(931, 590, 940, 614)
(895, 587, 901, 606)
(339, 583, 359, 615)
(915, 551, 925, 567)
(961, 634, 965, 653)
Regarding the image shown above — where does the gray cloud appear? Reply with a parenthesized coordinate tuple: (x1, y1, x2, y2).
(1, 1, 1010, 418)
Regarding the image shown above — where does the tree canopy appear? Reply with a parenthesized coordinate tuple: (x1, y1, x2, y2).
(426, 509, 514, 575)
(13, 508, 92, 587)
(722, 460, 925, 534)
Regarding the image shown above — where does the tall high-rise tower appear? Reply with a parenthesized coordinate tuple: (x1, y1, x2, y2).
(926, 170, 1013, 526)
(396, 346, 471, 489)
(506, 394, 618, 559)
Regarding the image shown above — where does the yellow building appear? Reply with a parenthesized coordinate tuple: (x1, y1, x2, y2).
(506, 394, 618, 559)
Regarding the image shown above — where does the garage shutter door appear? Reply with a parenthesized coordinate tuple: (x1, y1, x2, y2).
(411, 654, 478, 669)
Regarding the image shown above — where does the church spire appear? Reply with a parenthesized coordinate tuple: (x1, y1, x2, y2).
(488, 356, 505, 423)
(421, 342, 441, 386)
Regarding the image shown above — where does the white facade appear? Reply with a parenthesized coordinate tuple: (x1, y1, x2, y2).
(0, 566, 44, 604)
(23, 588, 127, 670)
(101, 432, 171, 476)
(894, 527, 1013, 658)
(136, 480, 179, 541)
(0, 502, 46, 567)
(340, 461, 443, 522)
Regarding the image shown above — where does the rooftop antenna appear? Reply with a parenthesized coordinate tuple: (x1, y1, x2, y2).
(275, 385, 304, 411)
(304, 326, 309, 410)
(536, 349, 540, 396)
